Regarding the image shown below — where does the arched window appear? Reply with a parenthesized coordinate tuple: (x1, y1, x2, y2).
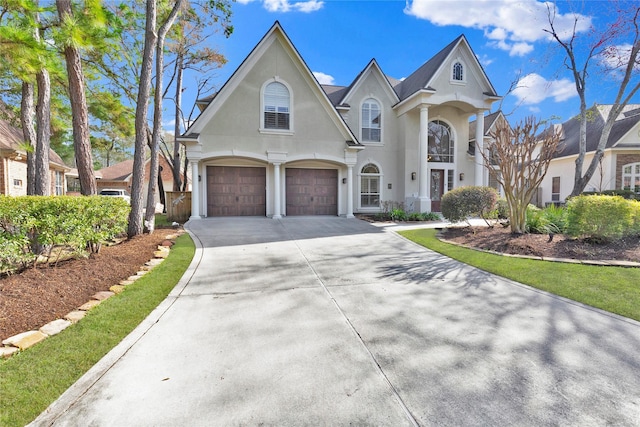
(452, 62, 464, 81)
(360, 163, 380, 208)
(361, 98, 381, 142)
(428, 120, 454, 163)
(622, 162, 640, 192)
(263, 82, 290, 130)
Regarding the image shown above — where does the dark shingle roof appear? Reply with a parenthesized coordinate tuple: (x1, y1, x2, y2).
(555, 105, 640, 158)
(394, 35, 464, 101)
(469, 110, 504, 140)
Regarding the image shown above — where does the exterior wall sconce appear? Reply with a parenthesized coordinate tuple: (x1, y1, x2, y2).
(411, 172, 416, 181)
(459, 173, 464, 181)
(198, 175, 201, 182)
(342, 178, 347, 184)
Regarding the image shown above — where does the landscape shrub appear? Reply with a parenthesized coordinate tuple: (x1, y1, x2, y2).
(494, 198, 509, 220)
(0, 196, 129, 273)
(566, 195, 636, 242)
(390, 208, 407, 221)
(441, 186, 498, 225)
(525, 204, 567, 234)
(407, 212, 441, 221)
(581, 189, 639, 200)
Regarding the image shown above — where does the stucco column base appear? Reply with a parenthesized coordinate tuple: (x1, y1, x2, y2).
(345, 214, 355, 219)
(272, 214, 282, 219)
(416, 197, 432, 213)
(188, 215, 201, 221)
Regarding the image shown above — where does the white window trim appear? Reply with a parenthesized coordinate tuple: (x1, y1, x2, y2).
(360, 96, 384, 146)
(357, 160, 383, 212)
(259, 77, 294, 135)
(450, 58, 466, 85)
(622, 162, 640, 192)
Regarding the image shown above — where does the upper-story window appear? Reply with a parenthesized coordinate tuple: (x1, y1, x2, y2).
(361, 98, 381, 143)
(452, 61, 464, 82)
(263, 81, 290, 130)
(428, 120, 454, 163)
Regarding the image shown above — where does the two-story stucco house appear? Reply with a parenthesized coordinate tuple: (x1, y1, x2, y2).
(179, 21, 501, 219)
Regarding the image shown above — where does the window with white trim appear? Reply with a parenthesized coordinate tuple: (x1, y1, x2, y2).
(452, 62, 464, 81)
(263, 81, 290, 130)
(361, 98, 381, 143)
(622, 162, 640, 192)
(360, 163, 380, 208)
(55, 171, 64, 195)
(551, 176, 560, 201)
(428, 120, 454, 163)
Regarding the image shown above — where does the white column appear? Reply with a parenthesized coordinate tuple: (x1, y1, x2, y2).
(475, 109, 485, 186)
(418, 105, 431, 211)
(346, 165, 354, 218)
(190, 160, 200, 220)
(272, 163, 282, 219)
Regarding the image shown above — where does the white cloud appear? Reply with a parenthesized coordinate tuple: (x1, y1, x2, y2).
(313, 71, 335, 85)
(598, 43, 640, 71)
(511, 73, 576, 105)
(405, 0, 591, 57)
(476, 54, 494, 67)
(253, 0, 323, 13)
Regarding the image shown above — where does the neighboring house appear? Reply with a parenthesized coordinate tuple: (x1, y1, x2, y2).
(539, 104, 640, 205)
(0, 118, 69, 196)
(468, 110, 510, 198)
(178, 21, 501, 219)
(92, 156, 189, 207)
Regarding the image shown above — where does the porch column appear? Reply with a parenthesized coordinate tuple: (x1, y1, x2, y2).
(475, 109, 485, 186)
(189, 159, 200, 220)
(346, 164, 354, 218)
(418, 105, 431, 211)
(272, 162, 282, 219)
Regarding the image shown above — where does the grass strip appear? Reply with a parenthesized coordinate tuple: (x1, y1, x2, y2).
(0, 233, 195, 427)
(399, 228, 640, 322)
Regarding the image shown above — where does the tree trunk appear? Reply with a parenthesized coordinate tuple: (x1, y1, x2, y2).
(128, 0, 157, 238)
(172, 52, 184, 191)
(21, 81, 37, 195)
(56, 0, 97, 196)
(34, 69, 50, 196)
(144, 0, 185, 233)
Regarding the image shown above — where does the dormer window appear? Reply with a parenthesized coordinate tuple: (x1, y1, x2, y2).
(452, 62, 464, 81)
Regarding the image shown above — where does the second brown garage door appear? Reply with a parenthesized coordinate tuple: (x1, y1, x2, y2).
(207, 166, 266, 216)
(286, 168, 337, 215)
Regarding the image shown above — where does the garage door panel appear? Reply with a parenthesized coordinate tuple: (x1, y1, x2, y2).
(207, 166, 266, 217)
(286, 168, 337, 216)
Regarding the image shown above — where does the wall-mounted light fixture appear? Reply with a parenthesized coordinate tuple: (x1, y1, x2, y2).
(198, 175, 202, 182)
(388, 183, 392, 189)
(411, 172, 416, 181)
(342, 178, 347, 184)
(459, 173, 464, 181)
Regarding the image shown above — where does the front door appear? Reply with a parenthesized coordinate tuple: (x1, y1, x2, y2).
(430, 169, 445, 212)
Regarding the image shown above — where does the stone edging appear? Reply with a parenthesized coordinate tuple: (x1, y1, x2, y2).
(436, 230, 640, 268)
(0, 230, 185, 359)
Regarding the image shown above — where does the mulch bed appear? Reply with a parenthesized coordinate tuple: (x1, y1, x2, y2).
(0, 233, 170, 342)
(443, 225, 640, 262)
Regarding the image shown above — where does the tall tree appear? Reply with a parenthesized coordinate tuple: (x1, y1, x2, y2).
(144, 0, 186, 234)
(545, 2, 640, 196)
(482, 117, 562, 234)
(128, 0, 158, 237)
(55, 0, 97, 195)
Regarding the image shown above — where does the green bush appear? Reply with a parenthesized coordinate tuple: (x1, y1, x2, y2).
(390, 208, 407, 221)
(494, 198, 509, 220)
(0, 196, 130, 273)
(581, 189, 639, 200)
(407, 211, 441, 221)
(566, 195, 636, 242)
(441, 186, 498, 225)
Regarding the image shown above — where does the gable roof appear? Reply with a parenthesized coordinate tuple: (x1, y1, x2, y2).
(0, 117, 68, 170)
(330, 59, 400, 107)
(469, 110, 505, 141)
(97, 159, 135, 181)
(554, 104, 640, 158)
(185, 21, 361, 146)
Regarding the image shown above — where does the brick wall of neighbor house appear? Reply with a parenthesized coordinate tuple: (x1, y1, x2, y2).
(615, 153, 640, 189)
(0, 158, 6, 194)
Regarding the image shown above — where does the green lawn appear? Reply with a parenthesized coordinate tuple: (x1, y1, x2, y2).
(0, 233, 195, 427)
(399, 228, 640, 322)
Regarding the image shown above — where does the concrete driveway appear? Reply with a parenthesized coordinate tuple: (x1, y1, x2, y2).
(33, 217, 640, 426)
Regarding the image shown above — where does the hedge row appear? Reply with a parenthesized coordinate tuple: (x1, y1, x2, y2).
(0, 196, 130, 273)
(566, 195, 640, 242)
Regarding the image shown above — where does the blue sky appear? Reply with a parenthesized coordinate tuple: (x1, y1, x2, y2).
(181, 0, 639, 127)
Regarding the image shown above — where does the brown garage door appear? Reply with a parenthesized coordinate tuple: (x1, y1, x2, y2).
(207, 166, 266, 216)
(286, 168, 337, 216)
